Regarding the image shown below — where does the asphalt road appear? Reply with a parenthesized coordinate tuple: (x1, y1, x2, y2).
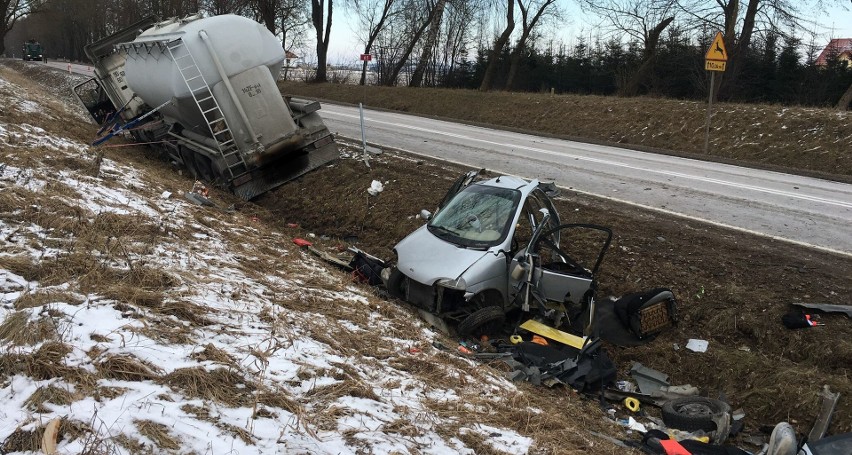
(43, 60, 95, 76)
(320, 103, 852, 258)
(42, 59, 851, 257)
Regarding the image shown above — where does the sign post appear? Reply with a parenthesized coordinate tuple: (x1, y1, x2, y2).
(704, 32, 728, 153)
(359, 53, 374, 166)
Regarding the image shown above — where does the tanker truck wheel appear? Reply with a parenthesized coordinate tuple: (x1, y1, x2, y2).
(179, 147, 199, 179)
(193, 155, 217, 183)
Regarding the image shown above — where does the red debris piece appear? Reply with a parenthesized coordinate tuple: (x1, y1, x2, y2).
(293, 238, 313, 247)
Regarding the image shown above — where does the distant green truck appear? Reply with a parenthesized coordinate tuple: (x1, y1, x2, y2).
(22, 39, 45, 62)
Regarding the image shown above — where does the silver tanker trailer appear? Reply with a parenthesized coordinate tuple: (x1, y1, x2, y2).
(73, 14, 338, 200)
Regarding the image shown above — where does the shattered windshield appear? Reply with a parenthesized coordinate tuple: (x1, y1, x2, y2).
(428, 185, 521, 249)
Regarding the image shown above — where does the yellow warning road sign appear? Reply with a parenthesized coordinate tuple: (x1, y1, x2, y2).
(705, 32, 728, 62)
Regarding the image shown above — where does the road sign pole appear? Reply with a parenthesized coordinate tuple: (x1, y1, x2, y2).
(704, 71, 715, 154)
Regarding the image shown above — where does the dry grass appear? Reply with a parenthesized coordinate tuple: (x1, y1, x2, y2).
(220, 422, 255, 445)
(160, 367, 255, 407)
(158, 300, 213, 326)
(304, 374, 380, 402)
(0, 417, 93, 454)
(0, 341, 98, 397)
(95, 354, 162, 381)
(0, 310, 57, 345)
(131, 315, 195, 345)
(0, 255, 42, 283)
(24, 385, 78, 412)
(113, 434, 152, 454)
(14, 290, 84, 310)
(135, 420, 180, 451)
(190, 343, 237, 365)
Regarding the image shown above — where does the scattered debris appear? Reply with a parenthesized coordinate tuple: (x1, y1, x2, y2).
(41, 418, 60, 455)
(348, 247, 387, 285)
(367, 179, 384, 196)
(791, 302, 852, 318)
(191, 180, 209, 198)
(686, 338, 709, 352)
(630, 363, 670, 395)
(519, 319, 586, 349)
(613, 287, 678, 340)
(801, 431, 852, 454)
(808, 385, 840, 442)
(662, 396, 732, 444)
(781, 311, 823, 329)
(184, 181, 214, 206)
(292, 238, 312, 247)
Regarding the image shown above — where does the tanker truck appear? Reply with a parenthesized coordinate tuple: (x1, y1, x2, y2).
(72, 14, 338, 200)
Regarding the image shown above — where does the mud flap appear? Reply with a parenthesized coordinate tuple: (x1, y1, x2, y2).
(232, 140, 338, 200)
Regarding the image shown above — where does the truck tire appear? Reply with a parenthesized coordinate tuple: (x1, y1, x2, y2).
(662, 397, 730, 433)
(193, 154, 217, 182)
(457, 306, 505, 338)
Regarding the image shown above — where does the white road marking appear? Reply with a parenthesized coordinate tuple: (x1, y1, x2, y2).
(325, 109, 852, 209)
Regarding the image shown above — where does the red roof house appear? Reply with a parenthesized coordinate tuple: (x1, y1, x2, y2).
(815, 38, 852, 66)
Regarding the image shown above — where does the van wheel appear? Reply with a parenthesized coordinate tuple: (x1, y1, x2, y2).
(386, 267, 406, 300)
(662, 397, 730, 433)
(458, 306, 505, 338)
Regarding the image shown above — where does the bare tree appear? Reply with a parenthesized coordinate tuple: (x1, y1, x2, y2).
(354, 0, 398, 85)
(441, 0, 470, 74)
(255, 0, 280, 32)
(580, 0, 675, 96)
(675, 0, 806, 100)
(478, 0, 514, 91)
(311, 0, 333, 82)
(409, 0, 446, 86)
(1, 0, 46, 56)
(439, 0, 480, 85)
(202, 0, 250, 15)
(504, 0, 557, 90)
(378, 0, 441, 86)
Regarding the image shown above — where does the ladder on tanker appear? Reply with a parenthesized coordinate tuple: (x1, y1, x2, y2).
(165, 39, 247, 179)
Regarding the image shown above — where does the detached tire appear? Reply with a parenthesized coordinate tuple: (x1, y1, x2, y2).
(662, 397, 730, 433)
(458, 306, 505, 337)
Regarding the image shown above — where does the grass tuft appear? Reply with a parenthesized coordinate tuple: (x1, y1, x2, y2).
(135, 420, 180, 451)
(161, 367, 255, 407)
(96, 354, 162, 381)
(0, 311, 56, 345)
(24, 385, 77, 412)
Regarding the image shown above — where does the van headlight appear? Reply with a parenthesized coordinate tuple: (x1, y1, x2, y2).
(436, 277, 467, 291)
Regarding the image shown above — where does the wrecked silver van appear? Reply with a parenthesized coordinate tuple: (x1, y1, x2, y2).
(386, 170, 611, 337)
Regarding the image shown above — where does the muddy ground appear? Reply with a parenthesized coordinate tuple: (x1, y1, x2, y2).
(6, 59, 851, 450)
(258, 140, 852, 442)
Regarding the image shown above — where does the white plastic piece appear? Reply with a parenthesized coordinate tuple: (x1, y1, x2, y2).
(686, 339, 709, 352)
(367, 180, 384, 196)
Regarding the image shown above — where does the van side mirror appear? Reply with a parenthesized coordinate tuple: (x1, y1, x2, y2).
(420, 209, 432, 221)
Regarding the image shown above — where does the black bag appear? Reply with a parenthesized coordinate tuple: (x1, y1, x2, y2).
(348, 250, 387, 286)
(613, 287, 678, 339)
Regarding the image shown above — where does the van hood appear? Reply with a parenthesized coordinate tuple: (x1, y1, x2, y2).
(394, 226, 490, 285)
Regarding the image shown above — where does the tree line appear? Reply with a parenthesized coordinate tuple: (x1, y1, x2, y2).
(2, 0, 851, 109)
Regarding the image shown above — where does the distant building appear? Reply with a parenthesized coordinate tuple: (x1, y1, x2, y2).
(815, 38, 852, 66)
(284, 50, 301, 68)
